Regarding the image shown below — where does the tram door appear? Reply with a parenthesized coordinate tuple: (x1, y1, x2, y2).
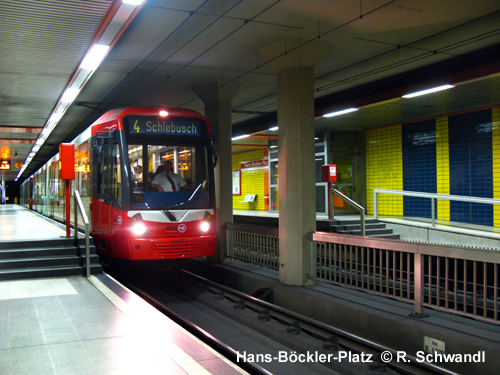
(92, 132, 122, 234)
(92, 138, 110, 234)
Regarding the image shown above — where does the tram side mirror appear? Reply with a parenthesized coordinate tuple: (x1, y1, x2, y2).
(211, 135, 218, 168)
(93, 145, 103, 165)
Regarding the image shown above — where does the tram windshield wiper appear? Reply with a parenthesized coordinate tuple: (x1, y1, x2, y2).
(163, 209, 177, 222)
(136, 185, 177, 222)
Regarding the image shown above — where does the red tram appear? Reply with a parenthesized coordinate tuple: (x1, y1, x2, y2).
(21, 106, 217, 263)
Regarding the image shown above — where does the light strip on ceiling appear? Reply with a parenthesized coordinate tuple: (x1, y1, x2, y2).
(232, 134, 250, 141)
(402, 84, 454, 98)
(17, 0, 146, 181)
(80, 44, 110, 70)
(323, 108, 359, 117)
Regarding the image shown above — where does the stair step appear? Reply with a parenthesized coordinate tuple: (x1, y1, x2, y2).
(332, 223, 386, 231)
(0, 264, 102, 281)
(337, 228, 394, 236)
(0, 237, 93, 250)
(0, 254, 100, 269)
(0, 237, 102, 280)
(0, 256, 81, 270)
(372, 234, 400, 239)
(0, 247, 83, 260)
(323, 217, 400, 239)
(329, 218, 379, 226)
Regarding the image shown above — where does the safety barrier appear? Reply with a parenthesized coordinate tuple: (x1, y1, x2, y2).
(226, 223, 279, 269)
(225, 223, 500, 324)
(373, 189, 500, 227)
(313, 231, 500, 324)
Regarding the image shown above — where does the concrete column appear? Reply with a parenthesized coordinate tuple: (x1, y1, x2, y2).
(259, 38, 330, 286)
(194, 82, 241, 262)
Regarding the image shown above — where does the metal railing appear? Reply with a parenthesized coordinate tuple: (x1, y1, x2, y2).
(226, 223, 279, 269)
(330, 189, 365, 236)
(74, 190, 91, 278)
(225, 222, 500, 324)
(313, 231, 500, 324)
(373, 189, 500, 226)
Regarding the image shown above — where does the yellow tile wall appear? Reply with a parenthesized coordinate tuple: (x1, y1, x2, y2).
(436, 116, 450, 221)
(493, 108, 500, 227)
(366, 125, 403, 216)
(232, 150, 267, 210)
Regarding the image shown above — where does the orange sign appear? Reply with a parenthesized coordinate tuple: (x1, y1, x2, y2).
(0, 160, 11, 170)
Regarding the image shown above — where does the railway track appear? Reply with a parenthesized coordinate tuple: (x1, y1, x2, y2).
(108, 261, 458, 375)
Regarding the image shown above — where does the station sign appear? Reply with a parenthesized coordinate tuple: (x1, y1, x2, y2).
(241, 159, 269, 170)
(0, 160, 11, 170)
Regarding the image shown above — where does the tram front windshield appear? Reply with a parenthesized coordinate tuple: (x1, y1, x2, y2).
(128, 144, 211, 210)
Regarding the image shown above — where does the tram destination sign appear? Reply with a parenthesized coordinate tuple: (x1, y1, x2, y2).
(129, 118, 200, 136)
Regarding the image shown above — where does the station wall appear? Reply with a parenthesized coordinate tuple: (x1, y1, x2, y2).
(232, 149, 269, 210)
(366, 106, 500, 227)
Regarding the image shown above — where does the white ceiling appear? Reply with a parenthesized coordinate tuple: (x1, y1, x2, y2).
(2, 0, 500, 182)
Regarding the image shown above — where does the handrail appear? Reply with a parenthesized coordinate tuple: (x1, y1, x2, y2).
(330, 189, 365, 236)
(74, 190, 91, 278)
(373, 189, 500, 226)
(312, 230, 500, 323)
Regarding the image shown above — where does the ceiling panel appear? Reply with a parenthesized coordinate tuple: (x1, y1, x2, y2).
(3, 0, 500, 181)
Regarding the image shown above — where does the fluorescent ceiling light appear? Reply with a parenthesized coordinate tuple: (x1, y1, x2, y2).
(61, 88, 80, 103)
(80, 44, 110, 70)
(122, 0, 143, 5)
(402, 84, 454, 98)
(323, 108, 358, 117)
(232, 134, 250, 141)
(269, 126, 278, 131)
(48, 113, 63, 123)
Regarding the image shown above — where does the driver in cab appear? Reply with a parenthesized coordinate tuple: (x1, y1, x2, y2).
(151, 160, 194, 192)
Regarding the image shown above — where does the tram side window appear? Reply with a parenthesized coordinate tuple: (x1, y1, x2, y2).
(111, 143, 122, 205)
(96, 145, 108, 197)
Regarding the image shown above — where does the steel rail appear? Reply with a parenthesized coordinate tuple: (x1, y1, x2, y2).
(181, 269, 457, 375)
(118, 273, 272, 375)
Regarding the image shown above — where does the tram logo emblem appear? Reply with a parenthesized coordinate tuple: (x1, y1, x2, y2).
(117, 216, 122, 225)
(178, 224, 186, 233)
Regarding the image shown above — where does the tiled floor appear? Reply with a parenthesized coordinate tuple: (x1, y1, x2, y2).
(0, 205, 67, 241)
(0, 275, 247, 375)
(0, 278, 77, 300)
(0, 203, 247, 375)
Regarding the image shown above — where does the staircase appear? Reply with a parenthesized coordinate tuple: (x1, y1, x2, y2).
(0, 237, 102, 281)
(321, 218, 400, 239)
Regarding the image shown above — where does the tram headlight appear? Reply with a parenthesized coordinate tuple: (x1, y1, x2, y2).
(131, 222, 147, 235)
(129, 214, 149, 237)
(199, 211, 214, 233)
(199, 221, 210, 233)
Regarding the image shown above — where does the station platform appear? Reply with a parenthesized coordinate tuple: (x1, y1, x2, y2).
(0, 205, 247, 375)
(2, 204, 500, 374)
(0, 274, 247, 375)
(0, 204, 68, 241)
